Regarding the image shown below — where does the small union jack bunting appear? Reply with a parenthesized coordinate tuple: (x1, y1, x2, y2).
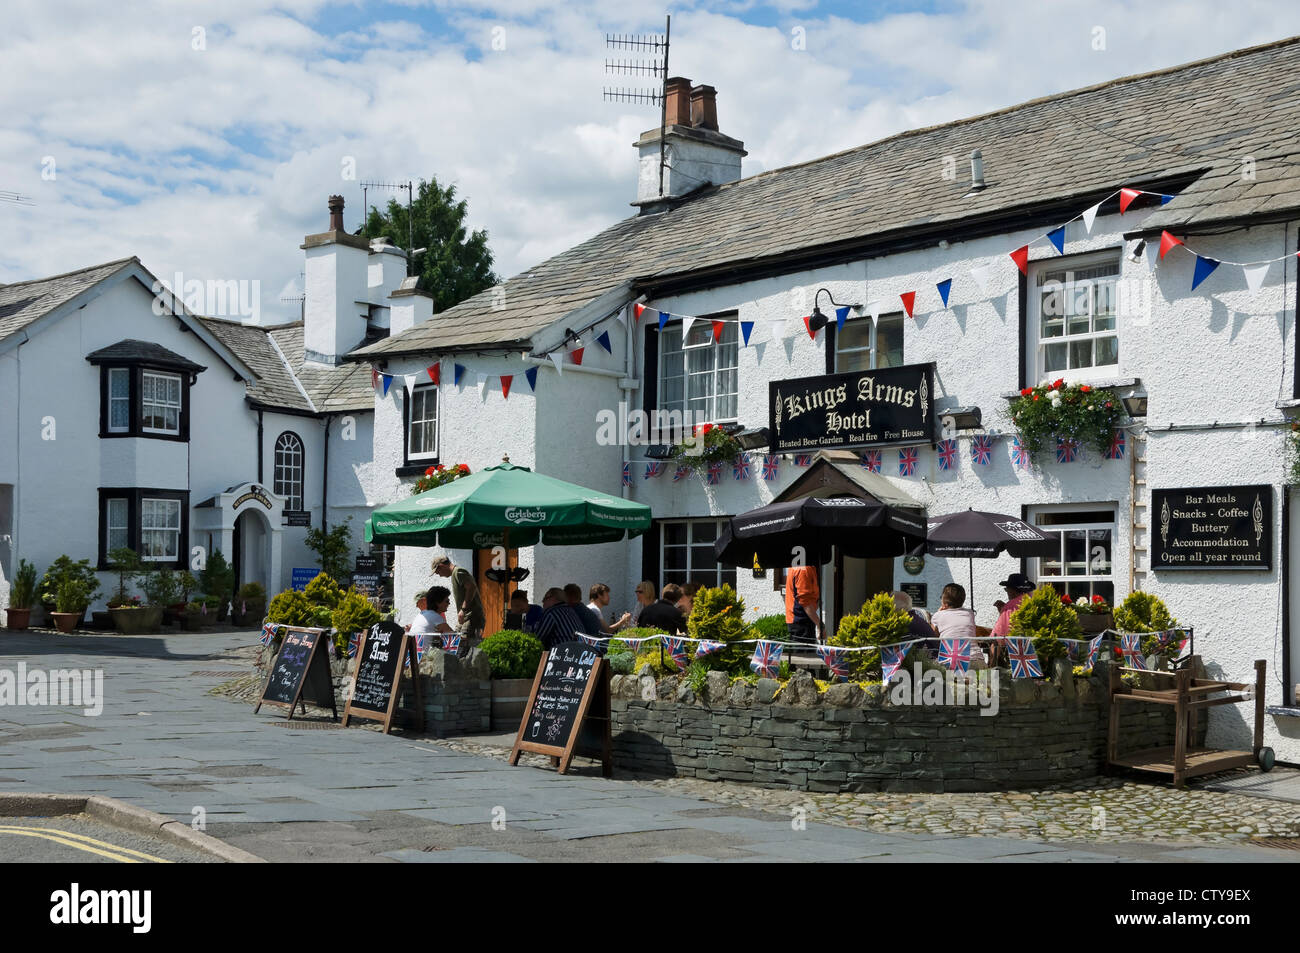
(706, 461, 723, 485)
(620, 637, 649, 653)
(1105, 430, 1126, 461)
(260, 622, 279, 646)
(1086, 634, 1104, 668)
(749, 640, 783, 678)
(937, 438, 958, 471)
(347, 631, 361, 659)
(971, 434, 994, 466)
(1005, 637, 1042, 678)
(860, 449, 881, 473)
(644, 461, 666, 479)
(578, 634, 604, 647)
(663, 637, 691, 671)
(1156, 629, 1188, 655)
(1055, 437, 1079, 464)
(442, 632, 462, 654)
(880, 643, 909, 682)
(1118, 633, 1148, 669)
(412, 629, 426, 662)
(1011, 437, 1030, 469)
(733, 455, 750, 480)
(695, 639, 726, 660)
(938, 638, 974, 673)
(794, 453, 812, 466)
(898, 447, 918, 476)
(761, 454, 779, 481)
(673, 465, 692, 482)
(815, 644, 852, 680)
(622, 462, 632, 487)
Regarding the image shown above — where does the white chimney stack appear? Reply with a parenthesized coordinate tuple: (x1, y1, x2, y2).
(302, 195, 369, 365)
(388, 276, 434, 336)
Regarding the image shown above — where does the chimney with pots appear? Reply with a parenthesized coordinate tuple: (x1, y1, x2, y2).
(634, 77, 745, 210)
(301, 195, 371, 364)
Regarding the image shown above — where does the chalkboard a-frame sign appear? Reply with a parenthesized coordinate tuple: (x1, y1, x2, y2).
(509, 641, 612, 776)
(255, 626, 338, 721)
(342, 620, 423, 734)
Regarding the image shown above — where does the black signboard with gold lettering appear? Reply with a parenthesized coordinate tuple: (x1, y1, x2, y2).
(1151, 484, 1272, 571)
(769, 363, 937, 453)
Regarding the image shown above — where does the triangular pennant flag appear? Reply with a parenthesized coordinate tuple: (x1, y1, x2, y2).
(770, 319, 787, 340)
(658, 310, 669, 331)
(1160, 193, 1174, 205)
(402, 373, 417, 395)
(1119, 188, 1141, 213)
(1046, 225, 1066, 255)
(740, 320, 754, 346)
(1009, 245, 1029, 275)
(680, 316, 695, 338)
(899, 291, 916, 318)
(633, 302, 646, 321)
(371, 368, 379, 390)
(1191, 255, 1220, 291)
(1244, 263, 1270, 296)
(802, 315, 816, 339)
(548, 352, 564, 376)
(615, 309, 626, 326)
(595, 330, 612, 353)
(867, 299, 884, 321)
(969, 265, 993, 295)
(835, 306, 850, 329)
(427, 362, 440, 385)
(453, 363, 466, 386)
(569, 347, 585, 366)
(475, 372, 488, 394)
(500, 375, 513, 399)
(712, 319, 725, 342)
(936, 278, 952, 308)
(381, 374, 393, 397)
(1158, 230, 1184, 260)
(1081, 203, 1100, 234)
(525, 365, 538, 391)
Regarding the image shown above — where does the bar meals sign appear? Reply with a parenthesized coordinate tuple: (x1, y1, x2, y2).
(1151, 484, 1272, 571)
(769, 363, 937, 453)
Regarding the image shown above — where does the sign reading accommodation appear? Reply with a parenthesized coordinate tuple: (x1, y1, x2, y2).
(1151, 484, 1271, 570)
(509, 641, 611, 776)
(769, 363, 937, 453)
(255, 626, 338, 720)
(342, 619, 422, 733)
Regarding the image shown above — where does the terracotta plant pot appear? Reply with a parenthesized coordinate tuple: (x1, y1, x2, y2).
(5, 608, 32, 630)
(50, 612, 80, 633)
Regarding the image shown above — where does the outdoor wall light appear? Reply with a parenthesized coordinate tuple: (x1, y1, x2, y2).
(940, 406, 982, 430)
(809, 287, 856, 333)
(1128, 239, 1147, 263)
(1122, 395, 1148, 417)
(734, 427, 772, 450)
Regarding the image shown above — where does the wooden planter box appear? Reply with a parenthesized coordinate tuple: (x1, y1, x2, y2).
(1077, 612, 1114, 634)
(110, 606, 164, 634)
(491, 677, 535, 730)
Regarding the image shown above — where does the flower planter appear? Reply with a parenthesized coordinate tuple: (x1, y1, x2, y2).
(91, 611, 114, 631)
(5, 608, 32, 630)
(109, 606, 164, 634)
(163, 602, 188, 626)
(231, 603, 266, 628)
(181, 612, 205, 632)
(50, 612, 81, 633)
(491, 677, 535, 730)
(1077, 612, 1114, 634)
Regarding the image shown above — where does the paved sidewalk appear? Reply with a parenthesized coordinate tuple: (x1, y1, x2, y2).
(0, 630, 1293, 863)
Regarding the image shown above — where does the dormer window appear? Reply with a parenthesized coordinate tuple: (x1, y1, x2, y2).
(88, 340, 205, 441)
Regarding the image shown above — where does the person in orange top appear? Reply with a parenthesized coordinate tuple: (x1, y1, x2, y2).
(784, 564, 823, 645)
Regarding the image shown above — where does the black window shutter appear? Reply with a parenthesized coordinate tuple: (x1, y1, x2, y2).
(642, 323, 658, 414)
(642, 521, 661, 590)
(1017, 270, 1029, 391)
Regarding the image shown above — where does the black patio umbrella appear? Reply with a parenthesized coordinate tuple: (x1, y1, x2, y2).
(715, 495, 928, 568)
(924, 509, 1058, 610)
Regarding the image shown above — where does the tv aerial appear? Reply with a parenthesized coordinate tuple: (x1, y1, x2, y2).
(604, 15, 670, 196)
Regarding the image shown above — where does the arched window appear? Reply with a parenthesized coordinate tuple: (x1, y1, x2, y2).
(273, 432, 304, 511)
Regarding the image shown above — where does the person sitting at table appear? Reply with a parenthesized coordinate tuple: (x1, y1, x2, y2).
(930, 583, 984, 667)
(587, 582, 632, 634)
(892, 590, 936, 645)
(407, 587, 456, 646)
(991, 573, 1036, 636)
(637, 583, 687, 635)
(535, 585, 602, 649)
(504, 589, 542, 633)
(630, 580, 656, 625)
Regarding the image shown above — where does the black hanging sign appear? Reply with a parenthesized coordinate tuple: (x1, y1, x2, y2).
(254, 626, 338, 720)
(1151, 484, 1272, 571)
(769, 362, 937, 453)
(342, 620, 423, 733)
(509, 641, 611, 776)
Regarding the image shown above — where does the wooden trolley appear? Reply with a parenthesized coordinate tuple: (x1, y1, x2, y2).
(1107, 657, 1273, 788)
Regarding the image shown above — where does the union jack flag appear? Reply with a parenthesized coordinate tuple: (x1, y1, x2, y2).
(794, 454, 813, 467)
(645, 462, 666, 479)
(620, 637, 648, 653)
(412, 629, 426, 662)
(347, 631, 361, 659)
(1011, 437, 1030, 469)
(1105, 430, 1125, 461)
(860, 449, 881, 473)
(260, 622, 279, 646)
(938, 638, 973, 673)
(1064, 639, 1082, 662)
(622, 463, 632, 487)
(1156, 629, 1188, 655)
(937, 439, 958, 471)
(673, 465, 692, 482)
(1055, 437, 1079, 464)
(706, 461, 723, 484)
(880, 643, 909, 682)
(442, 632, 462, 654)
(1005, 637, 1042, 678)
(1086, 634, 1103, 668)
(733, 455, 750, 480)
(749, 640, 783, 678)
(761, 454, 779, 481)
(1118, 633, 1148, 670)
(578, 633, 604, 647)
(971, 434, 995, 466)
(816, 645, 852, 680)
(663, 637, 691, 671)
(695, 639, 726, 659)
(898, 447, 918, 476)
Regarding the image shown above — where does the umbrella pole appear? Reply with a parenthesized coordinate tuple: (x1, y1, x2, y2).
(969, 557, 975, 612)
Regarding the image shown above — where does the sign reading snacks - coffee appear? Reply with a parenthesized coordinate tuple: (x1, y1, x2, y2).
(1152, 484, 1272, 570)
(769, 363, 937, 453)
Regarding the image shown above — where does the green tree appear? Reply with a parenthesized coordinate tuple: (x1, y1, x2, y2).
(358, 177, 497, 314)
(305, 517, 354, 584)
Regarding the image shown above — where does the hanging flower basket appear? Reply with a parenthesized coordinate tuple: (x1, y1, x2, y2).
(412, 463, 471, 495)
(1008, 379, 1126, 459)
(671, 425, 743, 469)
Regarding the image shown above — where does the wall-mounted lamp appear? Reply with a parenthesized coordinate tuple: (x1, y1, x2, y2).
(1128, 239, 1147, 263)
(940, 406, 983, 430)
(809, 287, 856, 334)
(1122, 395, 1148, 417)
(734, 427, 772, 450)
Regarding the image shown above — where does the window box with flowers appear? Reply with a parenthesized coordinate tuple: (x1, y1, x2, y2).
(670, 424, 744, 470)
(412, 463, 472, 496)
(1066, 593, 1114, 634)
(1009, 378, 1126, 461)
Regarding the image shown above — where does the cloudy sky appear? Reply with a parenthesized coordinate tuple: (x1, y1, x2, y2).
(4, 0, 1300, 323)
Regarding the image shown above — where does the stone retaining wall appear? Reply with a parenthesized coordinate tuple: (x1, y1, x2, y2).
(608, 663, 1199, 793)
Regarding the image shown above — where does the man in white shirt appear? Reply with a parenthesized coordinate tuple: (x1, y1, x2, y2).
(587, 582, 631, 634)
(406, 588, 452, 641)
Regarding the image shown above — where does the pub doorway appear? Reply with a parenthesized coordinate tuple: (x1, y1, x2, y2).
(474, 546, 518, 638)
(832, 552, 894, 624)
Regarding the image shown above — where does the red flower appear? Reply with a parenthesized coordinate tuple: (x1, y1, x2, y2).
(1020, 388, 1032, 396)
(1060, 593, 1073, 604)
(1105, 401, 1113, 409)
(1053, 378, 1065, 390)
(435, 464, 445, 471)
(425, 467, 434, 476)
(1092, 595, 1104, 604)
(1080, 385, 1091, 393)
(1033, 394, 1040, 401)
(458, 464, 469, 473)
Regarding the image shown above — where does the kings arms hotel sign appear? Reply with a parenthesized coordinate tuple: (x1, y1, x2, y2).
(769, 363, 937, 453)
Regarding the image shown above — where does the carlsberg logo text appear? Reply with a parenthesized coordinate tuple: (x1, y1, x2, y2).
(505, 508, 546, 524)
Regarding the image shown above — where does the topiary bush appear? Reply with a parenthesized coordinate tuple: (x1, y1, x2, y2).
(1114, 590, 1179, 659)
(304, 573, 342, 609)
(751, 613, 787, 640)
(830, 593, 912, 679)
(331, 588, 382, 656)
(267, 589, 316, 627)
(1007, 585, 1081, 667)
(686, 585, 751, 674)
(481, 629, 544, 679)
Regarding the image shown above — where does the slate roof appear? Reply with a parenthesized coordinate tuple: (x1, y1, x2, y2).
(199, 317, 315, 413)
(350, 35, 1300, 361)
(0, 257, 137, 342)
(269, 324, 376, 413)
(85, 339, 206, 374)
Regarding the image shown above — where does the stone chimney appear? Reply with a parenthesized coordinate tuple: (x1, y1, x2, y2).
(301, 195, 370, 365)
(388, 276, 435, 337)
(634, 77, 745, 210)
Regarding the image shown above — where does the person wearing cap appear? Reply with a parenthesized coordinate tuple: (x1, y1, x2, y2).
(431, 553, 485, 638)
(990, 572, 1036, 637)
(407, 586, 456, 643)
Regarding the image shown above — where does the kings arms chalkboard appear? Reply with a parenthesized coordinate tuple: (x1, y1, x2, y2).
(342, 619, 423, 733)
(255, 626, 338, 721)
(509, 641, 611, 776)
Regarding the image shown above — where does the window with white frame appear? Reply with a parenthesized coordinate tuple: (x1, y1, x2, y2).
(1030, 253, 1120, 381)
(107, 369, 131, 432)
(657, 318, 739, 424)
(407, 385, 438, 459)
(140, 371, 182, 434)
(141, 498, 182, 561)
(273, 432, 305, 511)
(659, 519, 737, 591)
(106, 497, 129, 552)
(834, 313, 905, 372)
(1027, 505, 1116, 605)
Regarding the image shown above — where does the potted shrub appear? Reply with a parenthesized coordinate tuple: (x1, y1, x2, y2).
(829, 592, 914, 680)
(5, 559, 38, 630)
(200, 550, 234, 621)
(165, 571, 197, 626)
(330, 587, 382, 659)
(1007, 584, 1082, 672)
(1114, 590, 1180, 669)
(481, 629, 544, 729)
(51, 577, 93, 633)
(232, 581, 268, 627)
(1067, 593, 1114, 633)
(182, 600, 206, 632)
(39, 556, 101, 628)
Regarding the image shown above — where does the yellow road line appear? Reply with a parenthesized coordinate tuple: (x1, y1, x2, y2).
(0, 826, 170, 863)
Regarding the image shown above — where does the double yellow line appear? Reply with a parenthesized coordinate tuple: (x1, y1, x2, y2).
(0, 825, 170, 863)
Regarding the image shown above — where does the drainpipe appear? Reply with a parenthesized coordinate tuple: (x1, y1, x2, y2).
(322, 414, 332, 529)
(620, 302, 638, 501)
(256, 409, 264, 484)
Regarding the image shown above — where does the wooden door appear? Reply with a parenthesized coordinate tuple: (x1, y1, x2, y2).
(474, 547, 518, 638)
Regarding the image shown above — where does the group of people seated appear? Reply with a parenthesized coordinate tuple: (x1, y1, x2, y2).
(503, 580, 706, 648)
(881, 572, 1039, 667)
